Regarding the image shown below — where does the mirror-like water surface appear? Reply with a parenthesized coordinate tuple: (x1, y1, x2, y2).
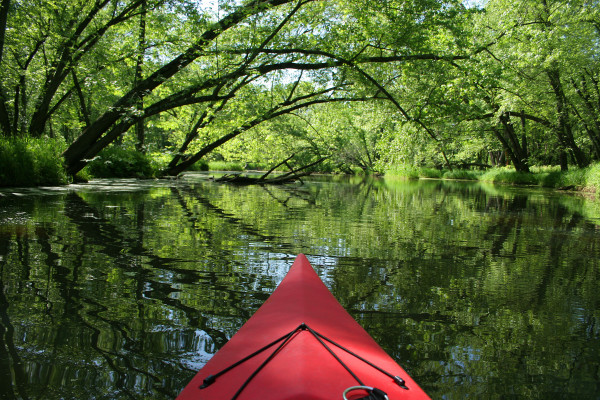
(0, 175, 599, 399)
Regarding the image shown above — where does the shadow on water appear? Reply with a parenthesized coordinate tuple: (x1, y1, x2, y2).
(0, 176, 599, 399)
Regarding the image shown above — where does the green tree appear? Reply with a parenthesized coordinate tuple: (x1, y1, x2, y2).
(12, 0, 599, 179)
(470, 0, 600, 169)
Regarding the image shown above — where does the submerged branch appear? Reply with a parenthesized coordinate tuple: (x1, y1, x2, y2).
(215, 156, 328, 185)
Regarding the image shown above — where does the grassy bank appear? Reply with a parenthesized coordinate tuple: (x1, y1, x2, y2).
(385, 164, 600, 195)
(207, 160, 245, 171)
(0, 136, 69, 187)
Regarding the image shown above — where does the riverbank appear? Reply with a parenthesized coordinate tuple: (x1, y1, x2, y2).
(0, 136, 68, 186)
(385, 164, 600, 195)
(0, 138, 304, 187)
(2, 137, 599, 196)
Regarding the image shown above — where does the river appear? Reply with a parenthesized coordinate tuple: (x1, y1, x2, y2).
(0, 174, 598, 399)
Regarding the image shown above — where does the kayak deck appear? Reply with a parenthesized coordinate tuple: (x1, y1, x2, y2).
(176, 254, 430, 400)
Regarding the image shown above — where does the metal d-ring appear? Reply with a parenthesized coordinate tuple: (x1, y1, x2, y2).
(343, 385, 389, 400)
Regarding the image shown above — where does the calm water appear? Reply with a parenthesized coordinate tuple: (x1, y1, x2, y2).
(0, 174, 599, 399)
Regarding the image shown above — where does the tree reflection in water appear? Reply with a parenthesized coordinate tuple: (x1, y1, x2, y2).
(0, 176, 598, 399)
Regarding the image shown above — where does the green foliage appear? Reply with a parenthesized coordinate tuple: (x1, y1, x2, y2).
(384, 164, 600, 195)
(74, 168, 91, 183)
(442, 169, 481, 180)
(243, 162, 271, 171)
(189, 159, 209, 171)
(543, 164, 600, 193)
(586, 163, 600, 192)
(147, 151, 171, 172)
(537, 171, 562, 188)
(387, 166, 482, 180)
(208, 161, 244, 171)
(418, 168, 443, 178)
(384, 164, 420, 180)
(0, 137, 68, 187)
(85, 146, 156, 178)
(0, 138, 33, 187)
(561, 169, 588, 187)
(1, 0, 599, 180)
(479, 168, 539, 186)
(531, 166, 593, 189)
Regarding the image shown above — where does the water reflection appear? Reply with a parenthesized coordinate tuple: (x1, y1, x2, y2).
(0, 176, 599, 399)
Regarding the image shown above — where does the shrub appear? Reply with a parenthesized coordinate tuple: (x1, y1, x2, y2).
(585, 163, 600, 193)
(242, 162, 264, 171)
(208, 160, 244, 171)
(538, 166, 592, 189)
(86, 146, 156, 178)
(562, 168, 587, 187)
(385, 164, 420, 179)
(479, 168, 537, 185)
(442, 169, 480, 180)
(0, 137, 32, 186)
(189, 159, 209, 171)
(538, 171, 562, 188)
(29, 138, 68, 185)
(419, 168, 443, 179)
(0, 136, 68, 187)
(148, 151, 171, 172)
(384, 162, 600, 194)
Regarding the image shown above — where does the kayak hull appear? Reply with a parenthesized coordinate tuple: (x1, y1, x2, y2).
(177, 254, 430, 400)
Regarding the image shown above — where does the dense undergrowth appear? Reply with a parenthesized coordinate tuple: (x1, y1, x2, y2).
(84, 146, 156, 178)
(385, 164, 600, 194)
(2, 136, 599, 197)
(0, 136, 68, 186)
(80, 147, 211, 179)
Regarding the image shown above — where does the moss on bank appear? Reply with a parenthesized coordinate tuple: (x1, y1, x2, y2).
(385, 164, 600, 195)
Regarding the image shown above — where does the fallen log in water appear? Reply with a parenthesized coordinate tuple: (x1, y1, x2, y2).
(215, 156, 327, 185)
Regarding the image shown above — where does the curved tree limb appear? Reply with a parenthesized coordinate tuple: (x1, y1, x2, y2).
(63, 0, 308, 174)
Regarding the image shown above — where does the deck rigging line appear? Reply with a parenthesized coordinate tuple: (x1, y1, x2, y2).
(199, 322, 408, 400)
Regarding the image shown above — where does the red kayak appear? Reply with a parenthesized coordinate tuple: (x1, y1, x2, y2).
(177, 254, 430, 400)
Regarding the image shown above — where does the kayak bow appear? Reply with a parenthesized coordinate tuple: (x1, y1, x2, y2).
(177, 254, 430, 400)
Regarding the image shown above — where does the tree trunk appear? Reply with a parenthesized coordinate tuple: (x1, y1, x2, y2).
(164, 115, 269, 176)
(0, 0, 8, 65)
(547, 68, 588, 168)
(134, 0, 147, 153)
(559, 149, 568, 171)
(571, 74, 600, 159)
(72, 70, 91, 129)
(166, 115, 207, 171)
(63, 0, 297, 175)
(162, 90, 364, 177)
(166, 98, 233, 171)
(28, 0, 114, 137)
(0, 0, 12, 135)
(520, 110, 528, 159)
(497, 113, 529, 172)
(0, 91, 11, 136)
(489, 151, 500, 166)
